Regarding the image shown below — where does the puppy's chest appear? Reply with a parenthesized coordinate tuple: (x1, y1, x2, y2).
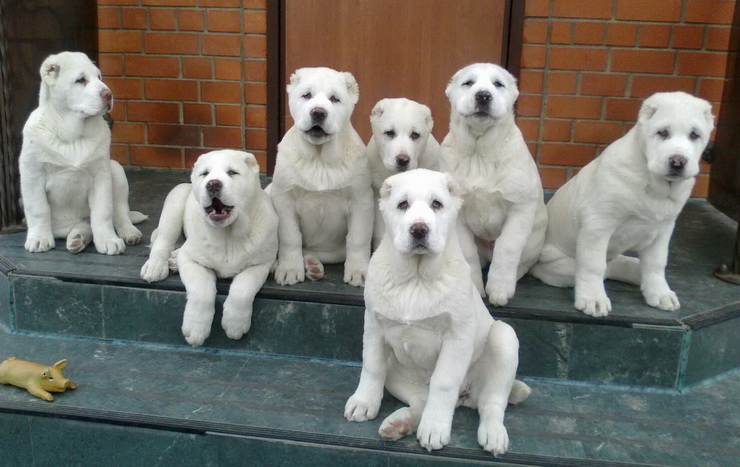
(185, 237, 255, 278)
(462, 189, 510, 240)
(380, 316, 449, 370)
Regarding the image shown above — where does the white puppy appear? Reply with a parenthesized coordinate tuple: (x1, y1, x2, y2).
(269, 67, 373, 287)
(441, 63, 547, 306)
(140, 150, 278, 347)
(19, 51, 145, 255)
(367, 98, 440, 246)
(344, 169, 530, 456)
(530, 92, 715, 317)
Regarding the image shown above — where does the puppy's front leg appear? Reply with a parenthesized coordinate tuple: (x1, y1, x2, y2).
(457, 218, 485, 296)
(89, 162, 125, 255)
(639, 223, 680, 311)
(221, 262, 272, 340)
(344, 185, 374, 286)
(19, 158, 54, 252)
(272, 192, 306, 285)
(574, 223, 616, 316)
(487, 202, 537, 306)
(178, 253, 217, 346)
(345, 311, 388, 422)
(417, 334, 473, 451)
(140, 183, 190, 283)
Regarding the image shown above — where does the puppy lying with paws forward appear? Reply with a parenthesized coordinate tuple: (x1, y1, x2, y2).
(20, 51, 146, 255)
(140, 150, 278, 346)
(345, 169, 530, 456)
(530, 92, 714, 316)
(268, 67, 373, 287)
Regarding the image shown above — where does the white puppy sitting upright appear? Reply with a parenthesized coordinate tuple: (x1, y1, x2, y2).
(269, 67, 373, 287)
(530, 92, 715, 317)
(140, 150, 278, 346)
(345, 169, 530, 456)
(441, 63, 547, 306)
(20, 51, 145, 255)
(367, 98, 440, 246)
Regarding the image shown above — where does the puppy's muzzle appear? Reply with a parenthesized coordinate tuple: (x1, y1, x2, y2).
(101, 89, 113, 110)
(396, 154, 410, 171)
(668, 155, 687, 173)
(206, 179, 222, 195)
(410, 222, 429, 240)
(310, 107, 328, 123)
(475, 90, 492, 106)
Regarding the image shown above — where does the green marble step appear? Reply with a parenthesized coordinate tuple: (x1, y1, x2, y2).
(1, 329, 738, 466)
(0, 171, 738, 389)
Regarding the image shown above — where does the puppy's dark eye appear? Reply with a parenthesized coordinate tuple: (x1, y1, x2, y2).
(397, 200, 408, 210)
(227, 170, 239, 177)
(200, 170, 209, 177)
(657, 129, 670, 139)
(494, 81, 505, 88)
(462, 80, 474, 87)
(302, 92, 312, 99)
(431, 200, 443, 209)
(689, 131, 700, 141)
(384, 130, 396, 138)
(330, 95, 340, 103)
(410, 132, 420, 141)
(76, 77, 87, 84)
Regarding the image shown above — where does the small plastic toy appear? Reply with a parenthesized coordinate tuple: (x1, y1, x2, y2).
(0, 357, 77, 401)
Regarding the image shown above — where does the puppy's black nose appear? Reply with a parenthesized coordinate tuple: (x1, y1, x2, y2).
(669, 155, 687, 170)
(475, 91, 492, 104)
(410, 222, 429, 240)
(310, 107, 327, 122)
(101, 89, 112, 102)
(396, 154, 410, 167)
(206, 179, 222, 193)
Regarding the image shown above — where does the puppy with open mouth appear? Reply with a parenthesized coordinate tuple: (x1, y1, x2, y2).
(345, 169, 530, 456)
(140, 150, 278, 346)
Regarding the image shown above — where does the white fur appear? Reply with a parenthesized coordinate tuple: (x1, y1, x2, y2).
(140, 150, 278, 346)
(19, 51, 146, 255)
(440, 63, 547, 306)
(367, 98, 440, 247)
(268, 67, 373, 287)
(344, 169, 530, 456)
(530, 92, 715, 316)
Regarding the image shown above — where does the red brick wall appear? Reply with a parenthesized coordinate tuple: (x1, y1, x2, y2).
(97, 0, 268, 171)
(519, 0, 734, 197)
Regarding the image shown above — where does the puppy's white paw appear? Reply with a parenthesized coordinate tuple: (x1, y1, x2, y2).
(344, 269, 366, 287)
(416, 416, 451, 452)
(95, 236, 125, 255)
(643, 289, 680, 311)
(486, 280, 515, 307)
(117, 224, 142, 245)
(344, 393, 381, 422)
(182, 320, 210, 347)
(304, 257, 325, 281)
(477, 420, 509, 456)
(168, 249, 180, 273)
(66, 233, 87, 253)
(25, 234, 55, 253)
(140, 258, 170, 282)
(274, 262, 305, 285)
(221, 307, 251, 340)
(378, 407, 414, 440)
(575, 288, 612, 317)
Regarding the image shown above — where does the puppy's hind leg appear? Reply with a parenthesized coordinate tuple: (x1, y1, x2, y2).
(529, 244, 576, 287)
(605, 255, 641, 285)
(66, 221, 92, 254)
(379, 369, 428, 441)
(110, 160, 145, 245)
(303, 252, 325, 281)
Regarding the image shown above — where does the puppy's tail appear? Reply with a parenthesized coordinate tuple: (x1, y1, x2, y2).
(129, 211, 149, 224)
(508, 380, 531, 405)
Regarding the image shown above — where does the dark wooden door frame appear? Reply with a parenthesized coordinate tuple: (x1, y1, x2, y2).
(265, 0, 524, 175)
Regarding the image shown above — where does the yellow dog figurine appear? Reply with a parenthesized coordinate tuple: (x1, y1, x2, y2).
(0, 357, 77, 401)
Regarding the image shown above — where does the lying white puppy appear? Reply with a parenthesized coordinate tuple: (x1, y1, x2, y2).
(269, 67, 373, 287)
(344, 169, 530, 456)
(530, 92, 715, 317)
(19, 51, 146, 255)
(367, 98, 440, 246)
(140, 150, 278, 346)
(441, 63, 547, 306)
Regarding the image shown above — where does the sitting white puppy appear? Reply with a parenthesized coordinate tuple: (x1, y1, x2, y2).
(530, 92, 715, 317)
(344, 169, 530, 456)
(441, 63, 547, 306)
(367, 98, 440, 246)
(19, 51, 146, 255)
(140, 150, 278, 347)
(269, 67, 373, 287)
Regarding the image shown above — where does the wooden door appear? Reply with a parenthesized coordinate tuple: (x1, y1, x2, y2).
(281, 0, 508, 144)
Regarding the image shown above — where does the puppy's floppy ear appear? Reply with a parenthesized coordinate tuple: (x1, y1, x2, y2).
(445, 68, 464, 98)
(286, 68, 303, 94)
(638, 96, 659, 123)
(343, 72, 360, 105)
(40, 54, 61, 85)
(445, 174, 466, 210)
(702, 100, 716, 131)
(378, 179, 393, 212)
(421, 104, 434, 132)
(241, 151, 261, 175)
(370, 100, 384, 122)
(504, 69, 520, 102)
